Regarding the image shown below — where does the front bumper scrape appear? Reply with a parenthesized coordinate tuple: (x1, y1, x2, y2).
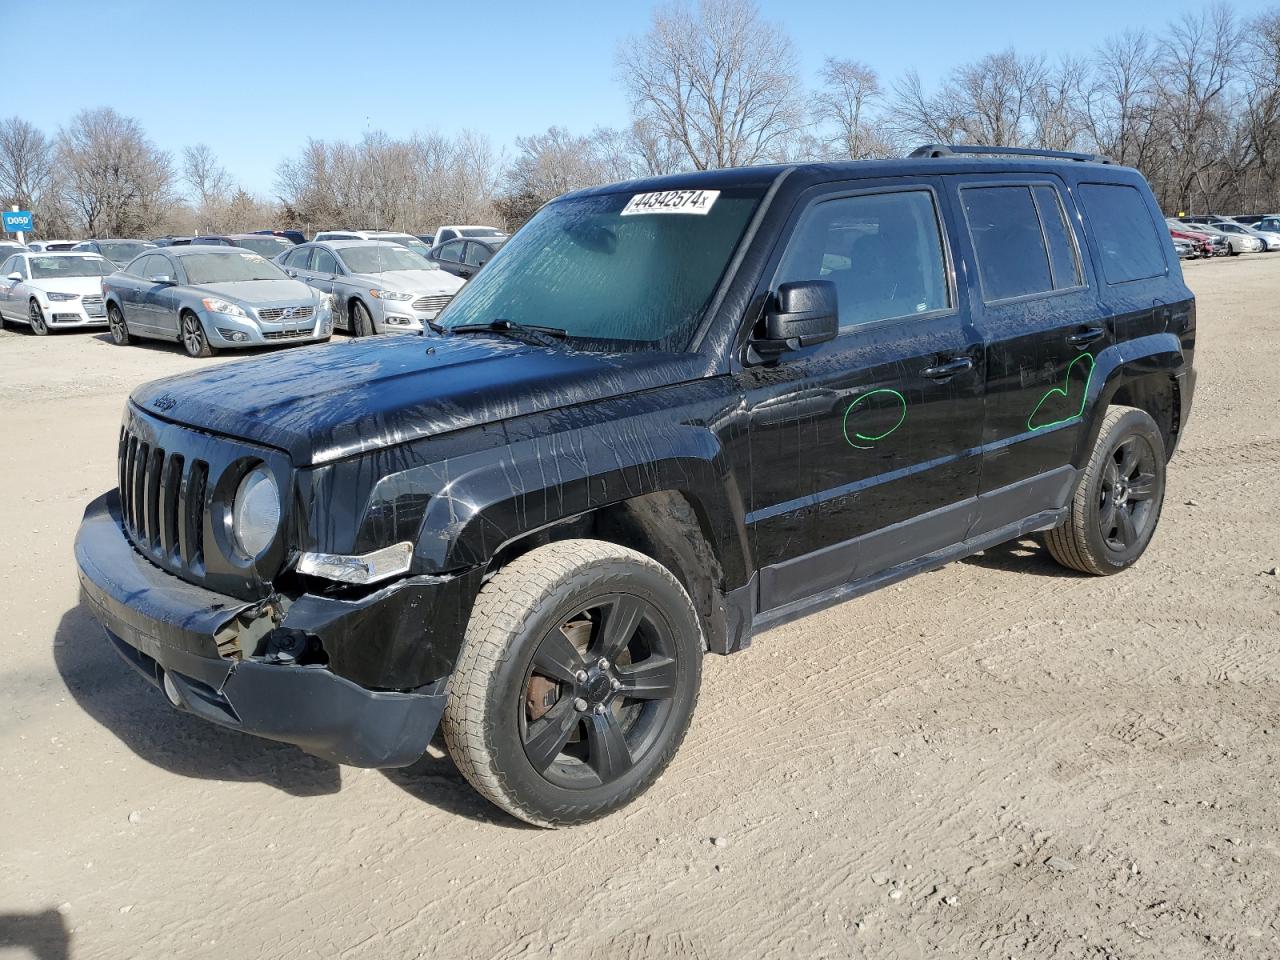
(74, 491, 445, 767)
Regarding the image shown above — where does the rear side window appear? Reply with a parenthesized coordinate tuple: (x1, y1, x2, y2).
(963, 185, 1076, 301)
(1078, 183, 1166, 284)
(775, 189, 951, 330)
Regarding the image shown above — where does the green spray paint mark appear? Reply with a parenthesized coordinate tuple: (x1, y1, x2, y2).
(1027, 352, 1096, 432)
(842, 388, 908, 449)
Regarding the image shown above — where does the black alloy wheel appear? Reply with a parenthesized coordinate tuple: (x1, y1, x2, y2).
(1097, 434, 1159, 554)
(520, 593, 679, 790)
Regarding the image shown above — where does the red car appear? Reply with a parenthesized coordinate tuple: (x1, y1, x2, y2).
(1168, 226, 1213, 258)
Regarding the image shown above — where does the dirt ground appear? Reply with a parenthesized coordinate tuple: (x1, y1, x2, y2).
(1, 255, 1277, 960)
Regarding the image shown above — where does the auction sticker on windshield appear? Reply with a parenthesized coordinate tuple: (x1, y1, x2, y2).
(621, 190, 720, 216)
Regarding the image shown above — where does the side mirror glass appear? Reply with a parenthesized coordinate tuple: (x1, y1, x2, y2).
(751, 280, 839, 359)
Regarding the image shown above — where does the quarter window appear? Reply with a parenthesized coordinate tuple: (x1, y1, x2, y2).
(1078, 183, 1166, 284)
(774, 190, 951, 330)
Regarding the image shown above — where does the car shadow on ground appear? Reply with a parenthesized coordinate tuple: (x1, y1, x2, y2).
(960, 537, 1089, 578)
(54, 601, 341, 797)
(0, 909, 70, 960)
(54, 601, 520, 824)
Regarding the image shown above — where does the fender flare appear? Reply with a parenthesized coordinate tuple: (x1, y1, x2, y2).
(1073, 331, 1185, 465)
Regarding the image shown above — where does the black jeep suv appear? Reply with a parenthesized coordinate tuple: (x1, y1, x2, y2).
(75, 145, 1196, 826)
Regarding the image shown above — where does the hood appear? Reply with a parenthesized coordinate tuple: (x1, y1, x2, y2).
(357, 269, 465, 295)
(31, 276, 106, 297)
(130, 334, 702, 466)
(192, 278, 317, 305)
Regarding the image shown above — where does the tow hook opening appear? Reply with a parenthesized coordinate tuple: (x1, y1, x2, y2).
(261, 628, 329, 666)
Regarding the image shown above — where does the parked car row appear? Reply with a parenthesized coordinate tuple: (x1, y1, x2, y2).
(1167, 213, 1280, 257)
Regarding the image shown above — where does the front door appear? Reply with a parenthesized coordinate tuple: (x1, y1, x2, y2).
(742, 182, 986, 612)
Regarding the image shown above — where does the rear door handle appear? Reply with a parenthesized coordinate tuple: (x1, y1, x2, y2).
(921, 357, 974, 380)
(1067, 326, 1105, 346)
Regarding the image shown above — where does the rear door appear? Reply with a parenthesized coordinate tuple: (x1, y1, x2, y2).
(742, 180, 986, 611)
(948, 175, 1103, 534)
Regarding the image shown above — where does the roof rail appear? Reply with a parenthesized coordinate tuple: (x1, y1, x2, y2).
(908, 144, 1113, 165)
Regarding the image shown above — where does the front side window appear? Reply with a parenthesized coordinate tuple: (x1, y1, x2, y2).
(774, 189, 950, 330)
(312, 248, 339, 274)
(1078, 183, 1166, 284)
(435, 240, 465, 263)
(440, 186, 763, 349)
(0, 256, 16, 276)
(180, 252, 288, 284)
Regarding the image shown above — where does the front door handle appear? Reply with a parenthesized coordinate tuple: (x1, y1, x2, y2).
(921, 357, 974, 380)
(1067, 326, 1105, 346)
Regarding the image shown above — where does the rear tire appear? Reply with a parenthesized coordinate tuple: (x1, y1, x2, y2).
(442, 539, 703, 827)
(1044, 406, 1166, 576)
(180, 311, 213, 358)
(107, 304, 132, 345)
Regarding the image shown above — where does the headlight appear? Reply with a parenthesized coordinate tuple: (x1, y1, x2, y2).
(47, 291, 79, 302)
(369, 288, 413, 301)
(202, 297, 248, 318)
(231, 465, 280, 559)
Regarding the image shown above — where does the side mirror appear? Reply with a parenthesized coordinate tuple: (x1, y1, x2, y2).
(148, 275, 175, 285)
(752, 280, 839, 359)
(6, 272, 20, 281)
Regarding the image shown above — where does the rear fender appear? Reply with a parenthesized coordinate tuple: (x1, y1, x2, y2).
(1074, 332, 1185, 466)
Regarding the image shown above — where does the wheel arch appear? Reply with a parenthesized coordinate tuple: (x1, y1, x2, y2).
(1076, 332, 1185, 467)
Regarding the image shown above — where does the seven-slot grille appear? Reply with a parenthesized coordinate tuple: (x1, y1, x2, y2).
(257, 305, 314, 322)
(412, 294, 452, 313)
(118, 425, 207, 571)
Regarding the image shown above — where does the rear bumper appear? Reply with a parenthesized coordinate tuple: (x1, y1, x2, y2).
(74, 491, 447, 767)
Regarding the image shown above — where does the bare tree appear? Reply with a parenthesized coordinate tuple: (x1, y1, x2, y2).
(814, 58, 889, 159)
(182, 144, 231, 207)
(0, 117, 55, 211)
(617, 0, 804, 170)
(57, 108, 175, 237)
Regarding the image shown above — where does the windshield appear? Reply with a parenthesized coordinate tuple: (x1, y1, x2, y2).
(181, 251, 288, 284)
(98, 241, 152, 262)
(382, 236, 432, 256)
(460, 227, 505, 237)
(340, 244, 436, 274)
(439, 188, 762, 349)
(30, 256, 113, 279)
(235, 237, 292, 258)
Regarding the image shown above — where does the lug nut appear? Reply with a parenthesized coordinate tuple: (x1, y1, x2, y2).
(597, 658, 610, 670)
(593, 703, 607, 715)
(610, 678, 622, 690)
(575, 670, 588, 683)
(573, 697, 588, 712)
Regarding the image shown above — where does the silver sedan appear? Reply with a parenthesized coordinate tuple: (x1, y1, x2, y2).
(277, 240, 464, 336)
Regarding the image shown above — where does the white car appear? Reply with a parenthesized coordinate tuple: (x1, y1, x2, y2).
(0, 250, 114, 334)
(433, 224, 507, 246)
(26, 240, 79, 253)
(1209, 221, 1269, 253)
(312, 230, 432, 259)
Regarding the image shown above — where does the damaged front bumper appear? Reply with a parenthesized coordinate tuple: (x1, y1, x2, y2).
(73, 491, 467, 767)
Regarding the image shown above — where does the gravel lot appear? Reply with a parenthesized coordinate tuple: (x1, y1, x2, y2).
(2, 256, 1278, 960)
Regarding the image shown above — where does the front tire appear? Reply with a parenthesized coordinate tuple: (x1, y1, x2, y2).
(442, 540, 703, 827)
(29, 300, 49, 335)
(180, 312, 214, 358)
(1044, 406, 1166, 575)
(351, 300, 374, 337)
(107, 304, 132, 345)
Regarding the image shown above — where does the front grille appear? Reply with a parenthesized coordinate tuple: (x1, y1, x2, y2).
(258, 305, 314, 322)
(412, 294, 452, 313)
(262, 326, 315, 340)
(118, 427, 206, 572)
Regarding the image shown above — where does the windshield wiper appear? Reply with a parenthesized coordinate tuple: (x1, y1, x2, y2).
(447, 319, 568, 348)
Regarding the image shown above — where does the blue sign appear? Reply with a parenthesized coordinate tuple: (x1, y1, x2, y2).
(3, 210, 34, 233)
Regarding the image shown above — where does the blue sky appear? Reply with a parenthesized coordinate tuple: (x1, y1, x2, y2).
(12, 0, 1225, 197)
